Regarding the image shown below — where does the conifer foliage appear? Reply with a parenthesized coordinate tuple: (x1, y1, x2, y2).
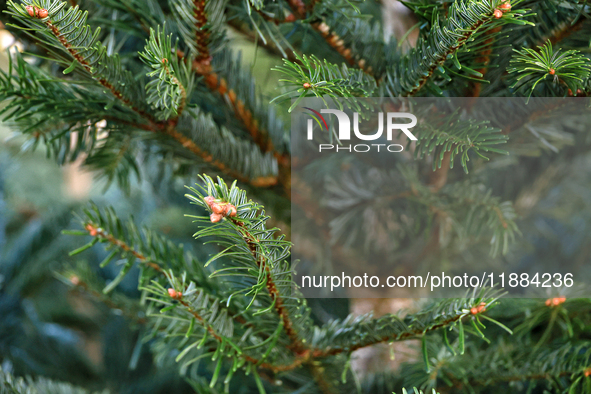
(1, 0, 591, 393)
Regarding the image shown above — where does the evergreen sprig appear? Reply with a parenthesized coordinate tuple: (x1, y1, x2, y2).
(413, 112, 509, 173)
(140, 26, 194, 120)
(185, 175, 313, 352)
(3, 0, 591, 392)
(508, 40, 591, 97)
(384, 0, 533, 97)
(271, 53, 377, 112)
(63, 176, 518, 393)
(6, 0, 151, 121)
(169, 0, 228, 59)
(311, 288, 506, 357)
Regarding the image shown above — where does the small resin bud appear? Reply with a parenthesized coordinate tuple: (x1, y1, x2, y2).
(37, 8, 48, 18)
(168, 288, 182, 299)
(227, 205, 237, 217)
(499, 2, 511, 11)
(210, 213, 223, 223)
(303, 82, 311, 89)
(494, 9, 503, 18)
(26, 5, 35, 17)
(85, 224, 98, 237)
(549, 68, 555, 75)
(70, 275, 80, 286)
(204, 196, 215, 207)
(211, 203, 225, 214)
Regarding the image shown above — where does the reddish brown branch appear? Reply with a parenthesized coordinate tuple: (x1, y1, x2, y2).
(44, 20, 157, 124)
(406, 17, 488, 96)
(467, 26, 502, 98)
(185, 54, 283, 188)
(193, 0, 211, 65)
(311, 21, 373, 76)
(286, 0, 306, 18)
(84, 224, 163, 272)
(44, 12, 273, 187)
(230, 219, 307, 353)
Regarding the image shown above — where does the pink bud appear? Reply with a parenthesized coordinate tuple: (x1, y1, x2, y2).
(210, 213, 223, 223)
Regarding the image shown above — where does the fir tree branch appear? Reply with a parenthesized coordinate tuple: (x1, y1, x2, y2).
(140, 27, 193, 122)
(145, 277, 304, 377)
(172, 2, 290, 187)
(288, 0, 376, 77)
(467, 26, 502, 98)
(385, 0, 533, 97)
(27, 2, 155, 123)
(5, 3, 278, 188)
(508, 41, 591, 97)
(311, 294, 500, 357)
(81, 223, 164, 273)
(172, 2, 291, 189)
(228, 217, 306, 353)
(173, 291, 310, 375)
(193, 0, 211, 66)
(70, 206, 317, 376)
(311, 21, 373, 75)
(178, 50, 287, 189)
(187, 178, 308, 353)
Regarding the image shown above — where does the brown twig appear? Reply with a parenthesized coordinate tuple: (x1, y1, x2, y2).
(406, 16, 489, 96)
(311, 21, 374, 76)
(44, 20, 157, 124)
(467, 26, 502, 98)
(193, 0, 212, 65)
(176, 295, 307, 374)
(229, 218, 307, 353)
(42, 13, 276, 188)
